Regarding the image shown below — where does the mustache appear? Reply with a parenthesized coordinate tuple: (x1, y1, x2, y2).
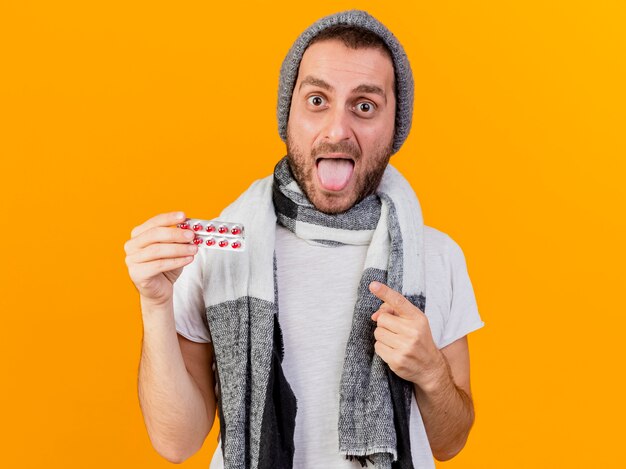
(311, 141, 361, 160)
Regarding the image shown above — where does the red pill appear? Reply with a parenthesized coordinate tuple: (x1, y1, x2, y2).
(231, 241, 241, 249)
(206, 238, 216, 246)
(192, 224, 202, 231)
(192, 237, 202, 245)
(206, 224, 216, 232)
(179, 222, 189, 230)
(218, 239, 229, 248)
(218, 225, 228, 234)
(231, 226, 241, 235)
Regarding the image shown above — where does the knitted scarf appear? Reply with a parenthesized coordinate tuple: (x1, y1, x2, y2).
(203, 157, 426, 468)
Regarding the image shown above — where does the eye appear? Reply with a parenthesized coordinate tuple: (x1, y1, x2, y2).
(307, 95, 326, 107)
(356, 101, 376, 114)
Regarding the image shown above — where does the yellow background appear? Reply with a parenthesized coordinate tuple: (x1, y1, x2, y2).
(1, 1, 624, 467)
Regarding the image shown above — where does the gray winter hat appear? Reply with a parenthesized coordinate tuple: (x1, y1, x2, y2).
(277, 9, 414, 155)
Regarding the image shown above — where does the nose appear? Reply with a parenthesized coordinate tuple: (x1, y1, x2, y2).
(322, 105, 353, 143)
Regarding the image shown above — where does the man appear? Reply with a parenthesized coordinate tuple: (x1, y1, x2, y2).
(125, 9, 484, 469)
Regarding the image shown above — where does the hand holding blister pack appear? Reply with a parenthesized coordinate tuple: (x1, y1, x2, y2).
(176, 218, 246, 251)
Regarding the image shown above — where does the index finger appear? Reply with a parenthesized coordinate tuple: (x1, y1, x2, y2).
(130, 211, 187, 238)
(368, 281, 422, 318)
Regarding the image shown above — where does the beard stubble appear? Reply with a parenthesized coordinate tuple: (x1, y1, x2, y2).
(285, 128, 394, 214)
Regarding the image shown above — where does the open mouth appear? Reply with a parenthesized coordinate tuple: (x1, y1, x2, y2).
(315, 156, 355, 192)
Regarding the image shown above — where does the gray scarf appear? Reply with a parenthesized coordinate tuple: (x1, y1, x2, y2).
(203, 157, 426, 468)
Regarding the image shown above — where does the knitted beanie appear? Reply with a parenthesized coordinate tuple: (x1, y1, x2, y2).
(277, 9, 414, 155)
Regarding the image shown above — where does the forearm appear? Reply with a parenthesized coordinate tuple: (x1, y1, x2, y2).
(137, 297, 213, 463)
(412, 351, 474, 461)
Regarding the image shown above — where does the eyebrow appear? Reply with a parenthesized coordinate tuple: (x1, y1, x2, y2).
(298, 75, 387, 103)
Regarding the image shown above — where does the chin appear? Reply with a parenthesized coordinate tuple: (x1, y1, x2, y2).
(314, 204, 352, 215)
(309, 192, 357, 215)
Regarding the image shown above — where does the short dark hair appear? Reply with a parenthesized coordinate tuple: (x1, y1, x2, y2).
(308, 24, 392, 58)
(307, 24, 395, 94)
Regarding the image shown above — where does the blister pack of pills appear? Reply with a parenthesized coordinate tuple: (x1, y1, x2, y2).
(177, 218, 245, 251)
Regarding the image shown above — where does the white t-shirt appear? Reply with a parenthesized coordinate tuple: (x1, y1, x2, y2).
(173, 224, 484, 468)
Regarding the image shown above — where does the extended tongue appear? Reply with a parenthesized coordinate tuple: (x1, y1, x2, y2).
(317, 159, 354, 191)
